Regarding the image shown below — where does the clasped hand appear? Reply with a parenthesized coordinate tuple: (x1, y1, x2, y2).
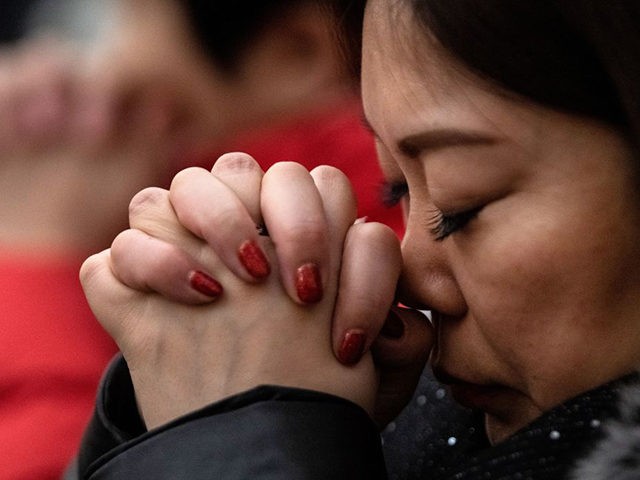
(80, 153, 432, 429)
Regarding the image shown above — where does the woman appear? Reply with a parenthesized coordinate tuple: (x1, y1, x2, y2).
(72, 0, 640, 478)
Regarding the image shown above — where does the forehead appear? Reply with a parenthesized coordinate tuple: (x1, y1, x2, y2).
(363, 0, 435, 75)
(361, 0, 506, 143)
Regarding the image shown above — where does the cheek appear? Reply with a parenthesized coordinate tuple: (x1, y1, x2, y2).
(454, 197, 640, 359)
(450, 240, 582, 391)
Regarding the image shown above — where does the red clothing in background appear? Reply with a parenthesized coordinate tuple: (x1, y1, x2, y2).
(0, 250, 117, 479)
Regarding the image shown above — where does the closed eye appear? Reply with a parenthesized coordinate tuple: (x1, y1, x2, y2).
(428, 207, 482, 241)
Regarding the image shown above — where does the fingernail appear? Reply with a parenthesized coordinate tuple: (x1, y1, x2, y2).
(189, 270, 223, 299)
(296, 263, 323, 303)
(238, 240, 270, 279)
(380, 310, 405, 339)
(338, 330, 367, 365)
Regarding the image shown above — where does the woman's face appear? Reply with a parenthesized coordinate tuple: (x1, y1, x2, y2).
(362, 0, 640, 442)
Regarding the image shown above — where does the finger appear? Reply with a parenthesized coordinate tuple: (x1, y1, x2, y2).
(128, 185, 242, 292)
(11, 40, 74, 145)
(309, 165, 358, 272)
(128, 187, 199, 248)
(371, 307, 434, 426)
(70, 71, 118, 147)
(118, 84, 176, 146)
(79, 248, 146, 344)
(71, 47, 134, 147)
(261, 162, 330, 304)
(170, 167, 271, 282)
(372, 307, 433, 366)
(111, 229, 223, 303)
(331, 222, 402, 365)
(77, 47, 179, 153)
(0, 51, 20, 150)
(129, 186, 232, 273)
(0, 43, 68, 150)
(211, 152, 264, 225)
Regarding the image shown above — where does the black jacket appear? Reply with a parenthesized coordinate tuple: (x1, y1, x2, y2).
(70, 356, 385, 479)
(69, 355, 640, 480)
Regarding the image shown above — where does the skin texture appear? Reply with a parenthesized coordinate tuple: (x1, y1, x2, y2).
(362, 0, 640, 443)
(81, 155, 407, 428)
(70, 0, 433, 417)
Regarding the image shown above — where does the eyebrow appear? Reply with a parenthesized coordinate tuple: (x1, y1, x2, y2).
(398, 129, 498, 158)
(361, 114, 498, 158)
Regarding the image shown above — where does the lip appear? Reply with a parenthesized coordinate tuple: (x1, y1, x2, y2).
(448, 383, 510, 411)
(433, 367, 507, 410)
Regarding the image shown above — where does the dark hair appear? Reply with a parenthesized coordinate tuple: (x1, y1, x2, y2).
(180, 0, 315, 72)
(336, 0, 640, 142)
(330, 0, 366, 81)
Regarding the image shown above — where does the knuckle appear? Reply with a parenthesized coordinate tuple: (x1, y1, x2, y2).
(311, 165, 347, 185)
(170, 166, 209, 190)
(79, 251, 109, 290)
(311, 166, 356, 210)
(213, 152, 261, 173)
(313, 166, 353, 195)
(129, 187, 168, 219)
(266, 161, 308, 177)
(111, 231, 179, 287)
(354, 222, 400, 251)
(109, 230, 139, 267)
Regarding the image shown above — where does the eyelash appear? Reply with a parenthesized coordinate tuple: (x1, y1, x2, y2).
(380, 180, 480, 240)
(427, 207, 481, 241)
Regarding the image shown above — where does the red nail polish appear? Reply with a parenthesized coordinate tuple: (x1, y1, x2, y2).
(238, 240, 270, 279)
(296, 263, 323, 303)
(338, 330, 366, 365)
(189, 270, 223, 299)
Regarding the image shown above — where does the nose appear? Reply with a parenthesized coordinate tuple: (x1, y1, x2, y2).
(397, 218, 467, 317)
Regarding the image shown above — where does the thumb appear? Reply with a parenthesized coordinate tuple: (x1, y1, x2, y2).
(79, 248, 146, 346)
(371, 307, 433, 427)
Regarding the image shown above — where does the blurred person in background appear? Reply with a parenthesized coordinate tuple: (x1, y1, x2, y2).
(0, 3, 123, 479)
(0, 0, 400, 478)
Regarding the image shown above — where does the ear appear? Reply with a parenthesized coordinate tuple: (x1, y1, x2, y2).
(235, 3, 348, 118)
